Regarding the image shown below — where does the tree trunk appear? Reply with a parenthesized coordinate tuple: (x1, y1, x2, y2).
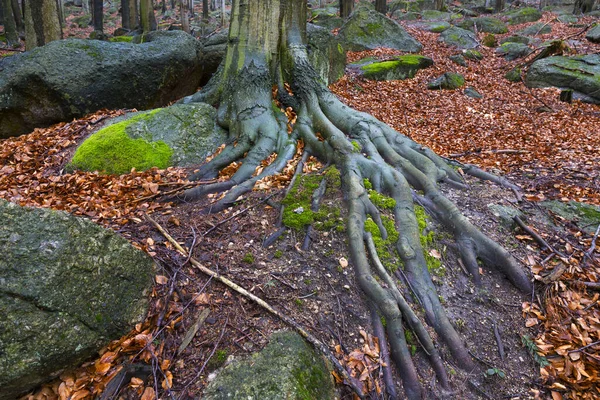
(92, 0, 103, 34)
(140, 0, 157, 32)
(202, 0, 207, 19)
(122, 0, 131, 29)
(374, 0, 386, 13)
(2, 0, 19, 45)
(494, 0, 505, 13)
(339, 0, 353, 18)
(573, 0, 595, 13)
(23, 0, 62, 50)
(179, 0, 189, 32)
(175, 1, 533, 398)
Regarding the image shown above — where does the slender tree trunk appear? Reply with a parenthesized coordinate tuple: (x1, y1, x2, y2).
(494, 0, 505, 12)
(202, 0, 207, 19)
(122, 0, 131, 29)
(2, 0, 19, 45)
(179, 0, 189, 32)
(23, 0, 62, 50)
(140, 0, 156, 32)
(374, 0, 386, 13)
(92, 0, 103, 34)
(219, 0, 224, 26)
(339, 0, 353, 18)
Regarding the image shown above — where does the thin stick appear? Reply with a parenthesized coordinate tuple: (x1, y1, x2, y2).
(584, 224, 600, 266)
(568, 340, 600, 354)
(146, 215, 365, 398)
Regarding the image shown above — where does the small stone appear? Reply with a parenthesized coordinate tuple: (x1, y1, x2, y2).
(293, 207, 304, 214)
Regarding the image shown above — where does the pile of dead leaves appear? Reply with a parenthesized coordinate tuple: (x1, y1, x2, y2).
(333, 330, 384, 397)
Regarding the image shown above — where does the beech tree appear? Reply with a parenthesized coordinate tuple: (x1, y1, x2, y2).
(176, 1, 532, 398)
(1, 0, 19, 46)
(23, 0, 62, 50)
(339, 0, 354, 18)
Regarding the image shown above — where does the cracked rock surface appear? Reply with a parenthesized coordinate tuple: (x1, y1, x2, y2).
(0, 199, 154, 400)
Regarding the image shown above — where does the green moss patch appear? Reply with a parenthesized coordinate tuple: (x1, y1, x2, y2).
(281, 168, 343, 232)
(109, 36, 134, 43)
(70, 110, 173, 174)
(359, 55, 434, 81)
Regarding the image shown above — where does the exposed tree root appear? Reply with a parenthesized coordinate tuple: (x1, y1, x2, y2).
(167, 2, 533, 397)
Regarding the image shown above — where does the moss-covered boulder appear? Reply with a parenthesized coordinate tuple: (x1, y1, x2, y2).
(389, 0, 430, 13)
(306, 23, 347, 85)
(496, 42, 531, 60)
(427, 72, 465, 89)
(414, 21, 451, 32)
(0, 200, 154, 400)
(203, 331, 335, 399)
(439, 26, 479, 49)
(69, 103, 227, 174)
(456, 17, 508, 34)
(0, 31, 203, 139)
(586, 24, 600, 43)
(505, 7, 542, 25)
(463, 49, 483, 61)
(422, 10, 451, 20)
(556, 13, 578, 24)
(339, 6, 422, 52)
(540, 200, 600, 234)
(449, 54, 467, 66)
(500, 35, 530, 45)
(517, 22, 552, 36)
(311, 7, 343, 29)
(505, 67, 522, 82)
(353, 54, 434, 80)
(525, 54, 600, 104)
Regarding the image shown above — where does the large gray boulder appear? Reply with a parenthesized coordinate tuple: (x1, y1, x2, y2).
(203, 331, 335, 399)
(505, 7, 543, 24)
(339, 6, 422, 52)
(0, 31, 203, 139)
(496, 42, 531, 61)
(0, 200, 155, 399)
(525, 54, 600, 104)
(456, 17, 508, 34)
(68, 103, 227, 175)
(306, 23, 347, 85)
(439, 26, 479, 49)
(586, 24, 600, 43)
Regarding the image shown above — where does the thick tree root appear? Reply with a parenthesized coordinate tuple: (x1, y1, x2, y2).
(170, 31, 532, 399)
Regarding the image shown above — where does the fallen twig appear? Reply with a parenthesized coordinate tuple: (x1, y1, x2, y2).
(147, 215, 365, 398)
(584, 224, 600, 266)
(204, 191, 279, 236)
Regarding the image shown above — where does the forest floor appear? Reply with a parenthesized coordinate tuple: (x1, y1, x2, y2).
(1, 5, 600, 400)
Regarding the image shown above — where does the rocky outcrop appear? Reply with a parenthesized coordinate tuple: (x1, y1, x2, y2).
(496, 42, 531, 61)
(203, 331, 335, 399)
(0, 31, 203, 139)
(69, 103, 227, 175)
(586, 24, 600, 43)
(427, 72, 465, 90)
(0, 200, 155, 399)
(439, 26, 479, 49)
(525, 54, 600, 104)
(505, 7, 542, 24)
(339, 6, 422, 52)
(352, 55, 433, 81)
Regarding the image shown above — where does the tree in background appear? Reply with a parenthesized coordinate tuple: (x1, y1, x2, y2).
(375, 0, 386, 13)
(177, 1, 531, 398)
(23, 0, 62, 50)
(339, 0, 354, 18)
(573, 0, 596, 13)
(91, 0, 104, 37)
(1, 0, 19, 46)
(122, 0, 139, 30)
(140, 0, 157, 32)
